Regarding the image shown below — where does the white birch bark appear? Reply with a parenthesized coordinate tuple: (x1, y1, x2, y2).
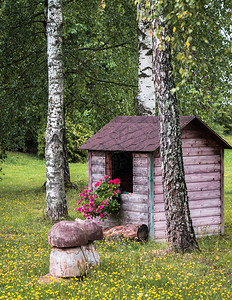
(137, 2, 156, 115)
(45, 0, 68, 220)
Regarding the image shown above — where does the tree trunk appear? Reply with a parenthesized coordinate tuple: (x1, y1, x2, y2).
(63, 113, 71, 186)
(152, 18, 199, 253)
(45, 0, 68, 221)
(137, 1, 156, 116)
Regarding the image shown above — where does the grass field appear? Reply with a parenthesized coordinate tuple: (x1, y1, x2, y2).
(0, 148, 232, 300)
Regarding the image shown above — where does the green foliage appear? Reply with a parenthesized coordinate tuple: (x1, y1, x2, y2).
(37, 117, 93, 162)
(214, 103, 232, 134)
(63, 0, 137, 131)
(1, 0, 231, 153)
(0, 0, 137, 153)
(0, 0, 47, 152)
(65, 117, 94, 162)
(138, 0, 231, 128)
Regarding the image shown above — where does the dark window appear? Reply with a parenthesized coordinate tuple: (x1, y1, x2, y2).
(110, 152, 133, 193)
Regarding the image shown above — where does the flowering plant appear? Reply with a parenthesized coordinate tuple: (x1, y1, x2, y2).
(74, 175, 121, 221)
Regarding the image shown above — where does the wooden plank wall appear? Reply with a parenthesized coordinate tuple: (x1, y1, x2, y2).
(90, 151, 106, 189)
(90, 151, 150, 228)
(119, 153, 150, 226)
(153, 123, 223, 240)
(90, 151, 120, 228)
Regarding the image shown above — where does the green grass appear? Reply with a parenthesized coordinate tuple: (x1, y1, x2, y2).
(0, 151, 232, 300)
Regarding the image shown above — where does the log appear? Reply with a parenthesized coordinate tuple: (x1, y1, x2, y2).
(133, 167, 148, 177)
(155, 164, 221, 176)
(103, 224, 149, 241)
(133, 185, 149, 195)
(154, 155, 220, 167)
(134, 153, 149, 158)
(121, 193, 148, 203)
(154, 172, 221, 185)
(133, 157, 148, 167)
(182, 137, 218, 148)
(120, 211, 148, 224)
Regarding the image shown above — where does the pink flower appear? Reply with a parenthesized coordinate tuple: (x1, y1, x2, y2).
(94, 182, 101, 188)
(109, 178, 121, 185)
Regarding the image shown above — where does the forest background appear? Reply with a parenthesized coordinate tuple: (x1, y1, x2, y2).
(0, 0, 231, 163)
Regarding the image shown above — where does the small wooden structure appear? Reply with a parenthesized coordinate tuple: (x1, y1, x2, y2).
(79, 116, 231, 240)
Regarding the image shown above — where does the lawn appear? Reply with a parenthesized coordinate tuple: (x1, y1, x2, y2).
(0, 149, 232, 300)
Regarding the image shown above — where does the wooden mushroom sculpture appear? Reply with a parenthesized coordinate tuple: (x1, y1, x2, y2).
(48, 220, 103, 277)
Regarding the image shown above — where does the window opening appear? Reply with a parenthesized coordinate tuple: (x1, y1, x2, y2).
(111, 152, 133, 193)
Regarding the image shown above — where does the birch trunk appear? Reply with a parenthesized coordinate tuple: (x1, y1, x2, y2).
(63, 107, 71, 186)
(63, 126, 71, 186)
(152, 18, 199, 252)
(45, 0, 68, 220)
(137, 2, 156, 116)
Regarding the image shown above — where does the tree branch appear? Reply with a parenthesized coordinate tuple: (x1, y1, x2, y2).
(64, 59, 137, 88)
(75, 40, 135, 52)
(83, 73, 137, 88)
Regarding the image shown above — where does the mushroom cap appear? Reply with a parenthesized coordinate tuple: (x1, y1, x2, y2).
(48, 221, 88, 248)
(75, 218, 103, 241)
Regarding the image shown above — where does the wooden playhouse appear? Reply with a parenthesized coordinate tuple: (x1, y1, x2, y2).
(79, 116, 231, 240)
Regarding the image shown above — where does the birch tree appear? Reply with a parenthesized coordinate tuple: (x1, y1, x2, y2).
(45, 0, 68, 220)
(139, 0, 230, 253)
(138, 0, 200, 252)
(137, 1, 155, 115)
(152, 20, 199, 252)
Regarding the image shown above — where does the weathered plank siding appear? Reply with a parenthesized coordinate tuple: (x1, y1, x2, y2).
(117, 153, 149, 226)
(89, 122, 225, 238)
(89, 151, 119, 228)
(153, 123, 223, 240)
(97, 152, 150, 228)
(89, 151, 106, 189)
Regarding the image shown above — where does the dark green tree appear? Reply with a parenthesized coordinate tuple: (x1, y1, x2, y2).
(0, 0, 138, 155)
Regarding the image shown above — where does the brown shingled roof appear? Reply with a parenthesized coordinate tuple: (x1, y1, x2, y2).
(79, 116, 232, 152)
